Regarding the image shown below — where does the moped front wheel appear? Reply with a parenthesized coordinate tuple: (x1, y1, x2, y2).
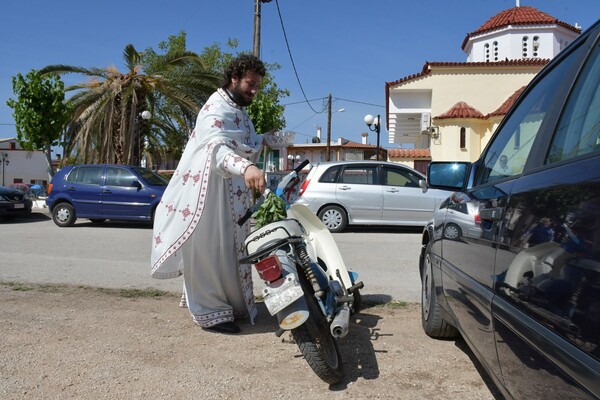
(291, 284, 343, 384)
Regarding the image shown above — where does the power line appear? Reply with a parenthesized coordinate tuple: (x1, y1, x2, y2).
(289, 113, 321, 132)
(274, 0, 325, 114)
(334, 97, 385, 108)
(272, 1, 384, 114)
(282, 97, 327, 106)
(283, 97, 384, 109)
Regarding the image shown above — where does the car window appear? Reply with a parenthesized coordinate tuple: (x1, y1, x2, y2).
(338, 166, 376, 185)
(132, 167, 168, 186)
(476, 43, 585, 186)
(66, 166, 103, 185)
(106, 167, 137, 187)
(383, 166, 421, 187)
(547, 41, 600, 164)
(319, 166, 341, 183)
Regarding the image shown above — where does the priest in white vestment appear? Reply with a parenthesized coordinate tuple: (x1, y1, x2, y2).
(150, 54, 270, 334)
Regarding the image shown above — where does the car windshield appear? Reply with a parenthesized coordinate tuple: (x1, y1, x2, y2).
(132, 167, 169, 186)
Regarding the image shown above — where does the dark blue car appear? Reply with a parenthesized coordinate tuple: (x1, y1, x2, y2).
(420, 19, 600, 398)
(46, 164, 168, 227)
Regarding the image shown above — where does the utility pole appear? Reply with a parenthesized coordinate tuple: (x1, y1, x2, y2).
(326, 94, 332, 161)
(253, 0, 262, 57)
(253, 0, 272, 58)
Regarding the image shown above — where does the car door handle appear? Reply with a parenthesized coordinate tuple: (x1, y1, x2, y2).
(102, 189, 113, 194)
(386, 188, 400, 193)
(480, 207, 503, 221)
(338, 185, 352, 190)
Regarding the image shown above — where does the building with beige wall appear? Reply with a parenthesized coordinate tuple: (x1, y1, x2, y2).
(385, 5, 581, 173)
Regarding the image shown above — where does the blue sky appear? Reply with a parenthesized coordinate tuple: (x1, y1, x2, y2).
(1, 0, 597, 148)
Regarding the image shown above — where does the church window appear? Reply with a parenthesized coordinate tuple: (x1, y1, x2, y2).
(460, 127, 467, 149)
(533, 36, 540, 57)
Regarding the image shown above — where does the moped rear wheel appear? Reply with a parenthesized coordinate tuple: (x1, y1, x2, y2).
(291, 281, 343, 384)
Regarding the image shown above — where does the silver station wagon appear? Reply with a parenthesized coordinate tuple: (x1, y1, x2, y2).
(294, 161, 451, 232)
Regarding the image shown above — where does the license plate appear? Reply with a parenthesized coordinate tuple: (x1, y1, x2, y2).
(263, 275, 304, 316)
(14, 204, 24, 209)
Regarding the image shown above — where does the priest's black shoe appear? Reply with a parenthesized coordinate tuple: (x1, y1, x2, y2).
(203, 322, 240, 334)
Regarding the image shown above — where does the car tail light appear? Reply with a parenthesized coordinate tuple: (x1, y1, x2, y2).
(299, 179, 311, 196)
(47, 183, 53, 194)
(254, 255, 283, 282)
(474, 212, 481, 225)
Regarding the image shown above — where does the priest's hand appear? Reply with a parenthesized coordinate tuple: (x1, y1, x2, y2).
(244, 165, 266, 193)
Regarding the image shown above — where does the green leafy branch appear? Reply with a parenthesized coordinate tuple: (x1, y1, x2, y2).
(252, 192, 287, 229)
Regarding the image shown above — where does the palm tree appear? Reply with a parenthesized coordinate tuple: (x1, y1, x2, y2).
(40, 44, 220, 165)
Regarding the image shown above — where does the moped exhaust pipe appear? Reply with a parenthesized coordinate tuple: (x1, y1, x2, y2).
(330, 304, 350, 339)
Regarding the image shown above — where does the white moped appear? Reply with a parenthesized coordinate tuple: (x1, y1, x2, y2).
(239, 160, 363, 384)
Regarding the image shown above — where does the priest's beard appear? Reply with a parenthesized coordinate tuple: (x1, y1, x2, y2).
(228, 83, 254, 107)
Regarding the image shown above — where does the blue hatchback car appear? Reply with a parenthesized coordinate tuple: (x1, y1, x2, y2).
(46, 164, 168, 227)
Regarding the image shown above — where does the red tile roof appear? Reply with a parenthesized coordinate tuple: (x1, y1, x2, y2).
(388, 148, 431, 159)
(462, 6, 581, 49)
(488, 86, 526, 117)
(434, 101, 486, 120)
(428, 59, 549, 68)
(340, 139, 378, 149)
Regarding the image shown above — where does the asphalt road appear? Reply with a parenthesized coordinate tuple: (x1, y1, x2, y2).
(0, 207, 424, 303)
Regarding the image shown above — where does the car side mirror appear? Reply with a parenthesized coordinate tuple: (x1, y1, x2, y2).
(427, 162, 470, 191)
(131, 180, 142, 190)
(419, 179, 428, 193)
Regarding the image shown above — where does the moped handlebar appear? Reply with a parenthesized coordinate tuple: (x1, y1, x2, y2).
(294, 159, 310, 174)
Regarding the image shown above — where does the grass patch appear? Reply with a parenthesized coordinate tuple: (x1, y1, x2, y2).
(360, 298, 411, 310)
(381, 300, 410, 309)
(95, 287, 169, 298)
(0, 281, 172, 299)
(1, 281, 413, 308)
(2, 282, 35, 291)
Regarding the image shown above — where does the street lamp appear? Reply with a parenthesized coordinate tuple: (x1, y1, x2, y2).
(287, 154, 301, 170)
(364, 114, 381, 161)
(136, 111, 151, 166)
(1, 153, 9, 186)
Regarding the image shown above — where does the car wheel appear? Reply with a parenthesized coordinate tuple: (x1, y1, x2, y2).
(318, 205, 347, 233)
(443, 223, 462, 240)
(89, 219, 106, 224)
(52, 203, 76, 227)
(421, 241, 458, 338)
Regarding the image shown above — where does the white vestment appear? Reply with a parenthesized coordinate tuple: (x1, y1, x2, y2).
(150, 88, 261, 327)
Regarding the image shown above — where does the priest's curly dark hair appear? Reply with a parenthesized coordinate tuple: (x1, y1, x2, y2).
(221, 54, 266, 88)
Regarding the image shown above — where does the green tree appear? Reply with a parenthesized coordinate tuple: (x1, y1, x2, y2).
(246, 71, 287, 134)
(140, 32, 217, 162)
(40, 43, 220, 165)
(6, 70, 71, 177)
